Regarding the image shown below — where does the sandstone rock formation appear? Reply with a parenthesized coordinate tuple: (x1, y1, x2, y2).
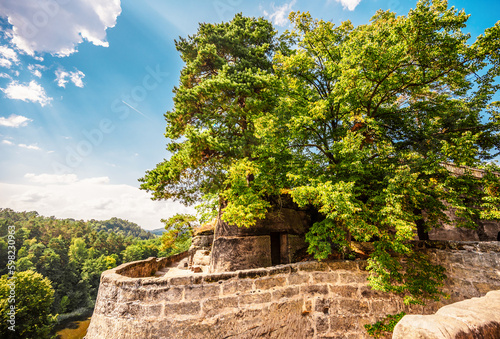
(393, 290, 500, 338)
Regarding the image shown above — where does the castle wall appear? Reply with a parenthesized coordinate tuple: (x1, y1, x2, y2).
(86, 241, 500, 339)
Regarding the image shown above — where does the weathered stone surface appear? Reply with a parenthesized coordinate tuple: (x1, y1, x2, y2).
(221, 279, 254, 295)
(329, 285, 359, 298)
(271, 286, 300, 301)
(184, 284, 220, 301)
(210, 236, 272, 273)
(202, 296, 238, 317)
(393, 290, 500, 339)
(288, 272, 310, 285)
(239, 291, 272, 305)
(191, 235, 213, 248)
(254, 276, 286, 290)
(214, 206, 310, 237)
(312, 272, 339, 284)
(164, 301, 200, 316)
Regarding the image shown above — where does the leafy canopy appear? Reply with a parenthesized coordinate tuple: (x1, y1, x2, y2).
(141, 0, 500, 305)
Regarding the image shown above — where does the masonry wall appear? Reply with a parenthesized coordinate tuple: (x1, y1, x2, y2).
(86, 241, 500, 339)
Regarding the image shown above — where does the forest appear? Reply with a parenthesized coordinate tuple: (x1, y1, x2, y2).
(0, 208, 190, 338)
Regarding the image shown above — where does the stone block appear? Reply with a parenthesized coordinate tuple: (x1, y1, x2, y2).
(314, 297, 332, 314)
(327, 261, 359, 271)
(271, 286, 300, 301)
(268, 265, 291, 276)
(168, 276, 192, 286)
(329, 316, 357, 333)
(202, 296, 239, 317)
(359, 286, 389, 298)
(338, 272, 368, 284)
(138, 304, 162, 318)
(117, 287, 145, 302)
(191, 275, 203, 284)
(339, 299, 370, 314)
(238, 268, 269, 279)
(211, 236, 272, 273)
(147, 286, 183, 303)
(298, 261, 329, 272)
(315, 314, 330, 333)
(99, 285, 118, 300)
(301, 284, 329, 295)
(447, 252, 465, 265)
(329, 285, 359, 298)
(288, 273, 310, 285)
(203, 272, 237, 284)
(239, 291, 272, 305)
(312, 272, 339, 284)
(184, 284, 220, 301)
(480, 253, 500, 269)
(254, 276, 286, 290)
(222, 279, 254, 295)
(370, 299, 400, 314)
(164, 301, 201, 316)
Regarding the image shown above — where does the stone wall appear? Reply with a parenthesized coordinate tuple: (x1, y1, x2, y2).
(86, 241, 500, 339)
(116, 251, 190, 278)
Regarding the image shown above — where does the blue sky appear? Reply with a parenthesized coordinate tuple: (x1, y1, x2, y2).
(0, 0, 498, 230)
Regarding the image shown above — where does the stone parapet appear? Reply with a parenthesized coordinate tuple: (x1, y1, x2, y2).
(86, 241, 500, 339)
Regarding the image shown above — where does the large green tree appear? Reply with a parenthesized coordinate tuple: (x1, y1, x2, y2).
(139, 13, 282, 212)
(273, 1, 500, 303)
(0, 270, 56, 339)
(142, 1, 500, 304)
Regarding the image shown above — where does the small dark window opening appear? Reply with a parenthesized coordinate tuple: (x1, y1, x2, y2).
(270, 232, 281, 266)
(497, 231, 500, 241)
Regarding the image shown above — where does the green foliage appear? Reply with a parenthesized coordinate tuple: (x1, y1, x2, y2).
(0, 270, 57, 339)
(139, 13, 281, 206)
(194, 193, 219, 225)
(0, 208, 185, 319)
(142, 1, 500, 308)
(89, 217, 155, 240)
(364, 312, 406, 338)
(367, 242, 448, 305)
(160, 214, 197, 251)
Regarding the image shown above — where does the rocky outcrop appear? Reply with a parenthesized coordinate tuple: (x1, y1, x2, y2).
(86, 241, 500, 339)
(210, 198, 312, 273)
(393, 290, 500, 338)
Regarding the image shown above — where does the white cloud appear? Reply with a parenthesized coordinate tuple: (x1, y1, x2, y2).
(55, 69, 69, 87)
(0, 0, 122, 57)
(0, 73, 12, 79)
(70, 70, 85, 87)
(0, 45, 19, 68)
(55, 68, 85, 88)
(263, 0, 296, 27)
(18, 143, 41, 150)
(0, 177, 195, 229)
(28, 64, 45, 78)
(329, 0, 362, 11)
(0, 114, 32, 127)
(1, 139, 41, 150)
(0, 58, 12, 68)
(0, 46, 19, 62)
(1, 80, 52, 106)
(25, 173, 78, 184)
